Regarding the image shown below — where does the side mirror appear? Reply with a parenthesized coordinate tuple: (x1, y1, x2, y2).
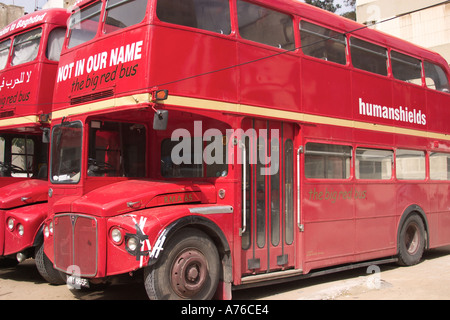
(153, 110, 169, 131)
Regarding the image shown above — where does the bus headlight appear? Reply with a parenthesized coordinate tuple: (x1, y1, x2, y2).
(111, 228, 123, 244)
(44, 225, 49, 238)
(17, 224, 24, 236)
(7, 218, 15, 231)
(126, 236, 138, 252)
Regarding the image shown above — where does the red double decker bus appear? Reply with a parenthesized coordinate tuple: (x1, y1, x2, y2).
(0, 8, 68, 279)
(43, 0, 450, 299)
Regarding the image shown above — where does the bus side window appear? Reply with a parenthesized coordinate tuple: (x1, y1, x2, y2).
(356, 148, 393, 180)
(11, 28, 42, 66)
(424, 61, 450, 93)
(391, 51, 422, 86)
(300, 20, 346, 65)
(350, 37, 388, 76)
(430, 152, 450, 180)
(46, 28, 66, 61)
(237, 0, 294, 50)
(396, 149, 426, 180)
(104, 0, 148, 34)
(305, 143, 352, 179)
(0, 39, 11, 70)
(156, 0, 231, 35)
(11, 137, 35, 177)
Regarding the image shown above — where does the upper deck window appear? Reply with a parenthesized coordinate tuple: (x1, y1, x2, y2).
(68, 1, 102, 49)
(46, 27, 66, 61)
(104, 0, 148, 34)
(0, 39, 10, 70)
(11, 28, 42, 66)
(156, 0, 231, 35)
(424, 61, 450, 93)
(350, 37, 387, 76)
(391, 51, 422, 85)
(300, 20, 346, 65)
(237, 0, 294, 50)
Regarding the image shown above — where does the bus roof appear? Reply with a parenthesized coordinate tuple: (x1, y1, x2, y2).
(0, 8, 68, 40)
(69, 0, 448, 69)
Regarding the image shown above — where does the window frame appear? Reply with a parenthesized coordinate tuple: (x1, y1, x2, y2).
(103, 0, 149, 35)
(50, 120, 83, 184)
(429, 152, 450, 181)
(236, 0, 295, 50)
(11, 27, 43, 66)
(304, 142, 353, 180)
(395, 148, 426, 181)
(156, 0, 232, 36)
(299, 19, 347, 65)
(355, 147, 394, 181)
(350, 36, 388, 77)
(390, 50, 423, 86)
(0, 38, 11, 70)
(424, 61, 450, 93)
(67, 0, 103, 49)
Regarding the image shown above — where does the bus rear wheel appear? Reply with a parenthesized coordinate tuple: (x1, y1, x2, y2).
(144, 228, 220, 300)
(397, 214, 425, 266)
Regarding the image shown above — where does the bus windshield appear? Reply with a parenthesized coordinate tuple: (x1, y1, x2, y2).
(51, 121, 82, 184)
(0, 135, 40, 178)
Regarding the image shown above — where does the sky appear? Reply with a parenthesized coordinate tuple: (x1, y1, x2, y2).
(1, 0, 47, 14)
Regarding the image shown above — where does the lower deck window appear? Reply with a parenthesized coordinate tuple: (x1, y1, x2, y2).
(396, 149, 425, 180)
(305, 143, 352, 179)
(430, 152, 450, 180)
(161, 136, 228, 178)
(356, 148, 393, 180)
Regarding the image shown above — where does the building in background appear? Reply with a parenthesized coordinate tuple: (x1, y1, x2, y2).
(356, 0, 450, 64)
(0, 0, 76, 29)
(42, 0, 76, 10)
(0, 3, 23, 27)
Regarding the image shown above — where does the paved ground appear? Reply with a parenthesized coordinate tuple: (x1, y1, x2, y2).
(233, 245, 450, 300)
(0, 245, 449, 300)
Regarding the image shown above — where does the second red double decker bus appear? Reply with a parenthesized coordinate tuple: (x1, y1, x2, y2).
(43, 0, 450, 299)
(0, 9, 68, 283)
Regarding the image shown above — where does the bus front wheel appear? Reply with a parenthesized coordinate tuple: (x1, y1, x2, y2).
(144, 228, 220, 300)
(397, 214, 425, 266)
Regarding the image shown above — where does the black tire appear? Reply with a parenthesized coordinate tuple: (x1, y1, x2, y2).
(35, 243, 66, 285)
(144, 228, 220, 300)
(397, 214, 426, 266)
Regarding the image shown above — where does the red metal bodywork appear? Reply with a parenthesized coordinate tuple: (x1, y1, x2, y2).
(45, 0, 450, 297)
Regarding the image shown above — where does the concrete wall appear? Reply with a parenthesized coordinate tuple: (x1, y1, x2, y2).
(356, 0, 450, 64)
(0, 3, 24, 29)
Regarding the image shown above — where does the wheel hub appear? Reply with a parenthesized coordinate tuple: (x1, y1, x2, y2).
(171, 249, 208, 298)
(405, 223, 420, 255)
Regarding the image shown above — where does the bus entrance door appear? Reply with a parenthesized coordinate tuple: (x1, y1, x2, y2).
(240, 119, 297, 277)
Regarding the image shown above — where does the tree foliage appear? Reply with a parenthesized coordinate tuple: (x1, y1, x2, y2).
(305, 0, 356, 20)
(304, 0, 341, 13)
